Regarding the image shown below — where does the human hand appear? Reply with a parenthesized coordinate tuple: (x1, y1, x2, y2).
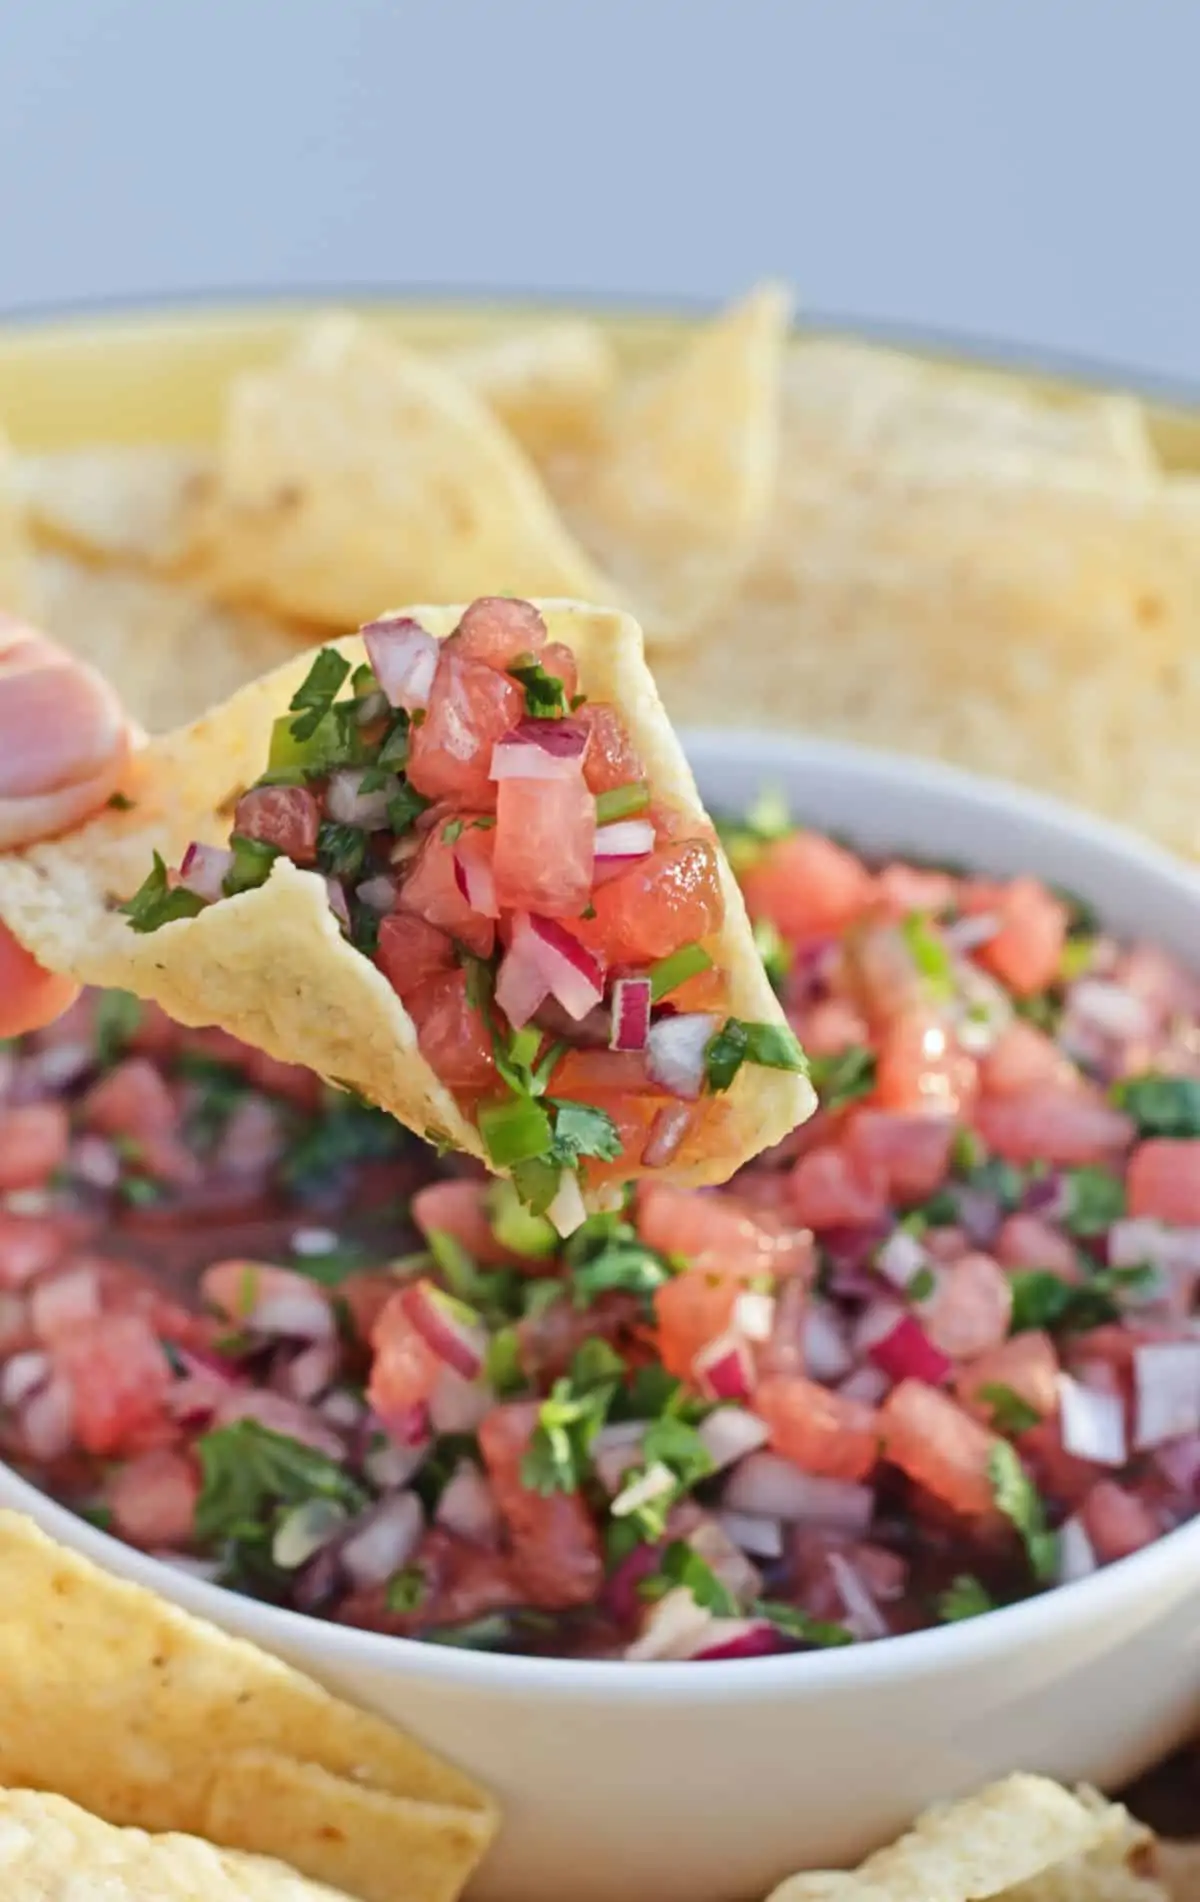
(0, 618, 133, 1036)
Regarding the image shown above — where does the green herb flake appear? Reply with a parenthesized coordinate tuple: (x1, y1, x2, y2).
(385, 1565, 427, 1614)
(907, 1266, 936, 1303)
(520, 1366, 618, 1495)
(222, 833, 281, 897)
(978, 1382, 1042, 1435)
(442, 819, 466, 845)
(508, 659, 568, 720)
(594, 781, 651, 825)
(988, 1441, 1057, 1583)
(752, 918, 791, 991)
(485, 1325, 525, 1397)
(808, 1044, 876, 1112)
(937, 1574, 996, 1623)
(288, 647, 352, 742)
(119, 853, 207, 933)
(478, 1097, 555, 1170)
(194, 1419, 367, 1554)
(754, 1599, 855, 1648)
(106, 790, 135, 811)
(547, 1098, 622, 1166)
(1112, 1073, 1200, 1139)
(900, 911, 954, 996)
(639, 1540, 738, 1616)
(704, 1018, 807, 1093)
(1008, 1264, 1154, 1336)
(647, 942, 713, 1003)
(1063, 1166, 1126, 1237)
(316, 821, 368, 882)
(359, 712, 411, 790)
(93, 988, 142, 1065)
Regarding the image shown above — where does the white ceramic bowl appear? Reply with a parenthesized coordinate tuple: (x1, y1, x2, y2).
(3, 734, 1199, 1902)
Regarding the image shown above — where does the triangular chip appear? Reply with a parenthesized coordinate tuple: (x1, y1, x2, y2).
(173, 316, 608, 626)
(999, 1794, 1165, 1902)
(441, 319, 619, 461)
(555, 283, 790, 639)
(0, 599, 812, 1189)
(0, 1511, 494, 1902)
(0, 1785, 356, 1900)
(19, 443, 210, 568)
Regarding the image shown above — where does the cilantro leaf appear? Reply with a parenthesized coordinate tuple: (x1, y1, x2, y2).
(808, 1044, 877, 1112)
(754, 1599, 855, 1648)
(194, 1420, 367, 1554)
(937, 1574, 996, 1622)
(288, 648, 352, 741)
(359, 712, 411, 790)
(120, 853, 207, 933)
(1062, 1165, 1126, 1237)
(386, 781, 431, 834)
(988, 1442, 1057, 1582)
(752, 918, 791, 992)
(508, 661, 569, 719)
(521, 1367, 618, 1495)
(639, 1540, 738, 1616)
(1008, 1265, 1154, 1335)
(978, 1382, 1042, 1434)
(223, 833, 280, 896)
(93, 989, 142, 1065)
(1112, 1073, 1200, 1139)
(106, 790, 135, 811)
(704, 1018, 808, 1093)
(571, 1241, 672, 1305)
(385, 1565, 427, 1613)
(900, 912, 954, 996)
(547, 1099, 622, 1165)
(316, 821, 368, 882)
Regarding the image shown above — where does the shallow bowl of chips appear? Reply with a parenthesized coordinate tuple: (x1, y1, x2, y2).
(0, 731, 1197, 1902)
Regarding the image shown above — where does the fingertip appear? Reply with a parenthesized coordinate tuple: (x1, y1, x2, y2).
(0, 925, 79, 1037)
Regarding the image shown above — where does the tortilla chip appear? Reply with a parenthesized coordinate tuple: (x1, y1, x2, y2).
(768, 1776, 1102, 1902)
(1157, 1843, 1200, 1902)
(0, 1785, 355, 1900)
(442, 319, 619, 461)
(31, 552, 311, 730)
(0, 428, 31, 615)
(999, 1795, 1165, 1902)
(0, 1511, 495, 1902)
(555, 283, 790, 641)
(657, 468, 1200, 859)
(0, 599, 812, 1182)
(18, 444, 209, 568)
(175, 316, 608, 627)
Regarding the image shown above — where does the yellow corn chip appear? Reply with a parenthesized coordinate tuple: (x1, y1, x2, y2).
(19, 444, 209, 568)
(0, 427, 31, 615)
(0, 1510, 495, 1902)
(999, 1794, 1164, 1902)
(0, 600, 813, 1183)
(442, 318, 619, 461)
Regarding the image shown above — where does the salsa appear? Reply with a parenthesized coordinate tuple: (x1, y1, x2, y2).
(120, 598, 807, 1229)
(1, 807, 1198, 1660)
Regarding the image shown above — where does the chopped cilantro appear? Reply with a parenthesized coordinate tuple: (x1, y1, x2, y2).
(106, 790, 135, 811)
(937, 1574, 996, 1622)
(177, 1052, 247, 1151)
(508, 659, 568, 719)
(1059, 936, 1096, 983)
(978, 1382, 1042, 1434)
(752, 917, 792, 992)
(280, 1095, 410, 1189)
(422, 1610, 557, 1650)
(384, 1566, 427, 1613)
(485, 1325, 525, 1396)
(316, 821, 368, 882)
(1112, 1073, 1200, 1138)
(715, 787, 792, 873)
(478, 1096, 554, 1169)
(639, 1540, 738, 1615)
(1063, 1166, 1126, 1237)
(571, 1239, 672, 1305)
(754, 1600, 855, 1648)
(223, 833, 280, 896)
(93, 988, 142, 1065)
(807, 1044, 876, 1112)
(1014, 992, 1060, 1034)
(1008, 1264, 1154, 1335)
(117, 1172, 165, 1208)
(359, 712, 411, 790)
(594, 781, 651, 825)
(547, 1099, 622, 1166)
(571, 1338, 628, 1389)
(521, 1357, 620, 1494)
(1052, 884, 1101, 936)
(120, 853, 207, 933)
(988, 1441, 1057, 1583)
(78, 1502, 115, 1531)
(349, 899, 381, 955)
(900, 912, 954, 996)
(442, 818, 466, 845)
(918, 1187, 961, 1227)
(964, 1154, 1025, 1212)
(647, 942, 713, 1003)
(194, 1420, 367, 1576)
(907, 1266, 936, 1303)
(385, 781, 430, 834)
(704, 1017, 807, 1093)
(288, 648, 352, 741)
(521, 1277, 567, 1321)
(950, 1126, 986, 1174)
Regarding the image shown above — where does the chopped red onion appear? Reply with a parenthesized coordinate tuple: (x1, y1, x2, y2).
(803, 1304, 855, 1383)
(362, 615, 439, 710)
(722, 1450, 873, 1532)
(1152, 1431, 1200, 1496)
(1133, 1342, 1200, 1450)
(612, 1460, 678, 1519)
(30, 1267, 101, 1341)
(687, 1516, 763, 1604)
(0, 1349, 49, 1410)
(452, 840, 500, 918)
(696, 1404, 769, 1470)
(436, 1460, 501, 1544)
(356, 873, 398, 912)
(625, 1586, 717, 1661)
(401, 1281, 485, 1380)
(325, 878, 351, 931)
(647, 1012, 720, 1100)
(1066, 979, 1153, 1043)
(497, 914, 604, 1028)
(325, 769, 394, 830)
(178, 840, 232, 902)
(363, 1431, 428, 1489)
(1110, 1217, 1200, 1278)
(428, 1365, 493, 1435)
(281, 1339, 340, 1404)
(692, 1621, 789, 1662)
(27, 1043, 93, 1091)
(490, 718, 589, 780)
(642, 1104, 693, 1169)
(693, 1331, 754, 1402)
(272, 1498, 348, 1569)
(943, 912, 1001, 953)
(716, 1508, 785, 1560)
(1056, 1513, 1098, 1584)
(216, 1388, 346, 1459)
(952, 963, 1013, 1056)
(20, 1373, 75, 1461)
(828, 1550, 888, 1639)
(70, 1134, 121, 1191)
(610, 976, 652, 1052)
(319, 1388, 366, 1431)
(838, 1364, 891, 1406)
(249, 1286, 336, 1344)
(594, 820, 655, 861)
(875, 1228, 931, 1293)
(494, 940, 550, 1030)
(340, 1492, 425, 1587)
(860, 1304, 952, 1386)
(733, 1290, 776, 1343)
(1059, 1374, 1128, 1466)
(546, 1169, 587, 1238)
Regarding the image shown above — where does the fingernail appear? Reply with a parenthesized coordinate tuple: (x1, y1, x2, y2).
(0, 660, 126, 798)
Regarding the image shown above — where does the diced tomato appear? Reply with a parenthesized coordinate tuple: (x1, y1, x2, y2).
(82, 1057, 179, 1141)
(843, 923, 926, 1027)
(740, 833, 875, 941)
(578, 702, 645, 794)
(874, 1010, 978, 1117)
(572, 838, 724, 965)
(232, 784, 320, 865)
(106, 1447, 199, 1549)
(367, 1289, 441, 1429)
(338, 1269, 403, 1345)
(30, 1265, 102, 1343)
(1080, 1479, 1160, 1563)
(406, 970, 498, 1099)
(874, 863, 958, 919)
(586, 1091, 686, 1184)
(478, 1400, 604, 1609)
(126, 1000, 181, 1061)
(200, 1259, 331, 1325)
(919, 1253, 1013, 1360)
(396, 825, 496, 959)
(980, 1022, 1079, 1097)
(453, 595, 547, 669)
(636, 1181, 813, 1281)
(1113, 944, 1196, 1028)
(794, 997, 870, 1059)
(975, 1091, 1134, 1166)
(971, 878, 1068, 998)
(376, 913, 457, 1004)
(755, 1374, 878, 1481)
(240, 1048, 325, 1112)
(994, 1214, 1081, 1278)
(407, 653, 523, 809)
(550, 1048, 653, 1098)
(845, 1110, 954, 1204)
(1127, 1140, 1200, 1226)
(0, 1103, 70, 1191)
(0, 1214, 74, 1290)
(787, 1145, 888, 1231)
(493, 775, 596, 916)
(879, 1379, 1002, 1518)
(540, 641, 579, 701)
(955, 1330, 1061, 1424)
(667, 958, 729, 1013)
(50, 1311, 172, 1457)
(412, 1180, 547, 1268)
(654, 1270, 739, 1382)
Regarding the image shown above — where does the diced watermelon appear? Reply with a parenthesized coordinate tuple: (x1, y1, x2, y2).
(572, 838, 723, 965)
(874, 1010, 978, 1117)
(955, 1330, 1062, 1425)
(874, 863, 958, 919)
(637, 1180, 812, 1281)
(106, 1447, 199, 1548)
(975, 1091, 1134, 1166)
(755, 1374, 879, 1481)
(843, 923, 926, 1027)
(879, 1379, 1002, 1517)
(50, 1311, 172, 1457)
(493, 775, 596, 916)
(740, 833, 875, 941)
(793, 997, 871, 1059)
(232, 785, 320, 864)
(367, 1289, 441, 1429)
(397, 824, 496, 959)
(844, 1110, 955, 1204)
(478, 1400, 604, 1609)
(376, 913, 457, 1004)
(578, 703, 646, 794)
(540, 641, 579, 701)
(971, 877, 1069, 997)
(407, 652, 523, 808)
(406, 970, 499, 1099)
(1080, 1479, 1160, 1563)
(919, 1252, 1013, 1360)
(980, 1022, 1078, 1097)
(654, 1270, 739, 1382)
(1127, 1140, 1200, 1225)
(453, 595, 547, 669)
(82, 1057, 180, 1140)
(787, 1145, 889, 1230)
(0, 1103, 70, 1191)
(994, 1214, 1081, 1278)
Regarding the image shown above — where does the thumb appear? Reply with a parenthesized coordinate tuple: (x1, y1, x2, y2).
(0, 628, 132, 851)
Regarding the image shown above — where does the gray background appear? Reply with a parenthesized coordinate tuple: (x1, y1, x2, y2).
(0, 0, 1194, 385)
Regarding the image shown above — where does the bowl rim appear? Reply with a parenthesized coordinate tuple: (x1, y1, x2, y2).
(4, 730, 1199, 1702)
